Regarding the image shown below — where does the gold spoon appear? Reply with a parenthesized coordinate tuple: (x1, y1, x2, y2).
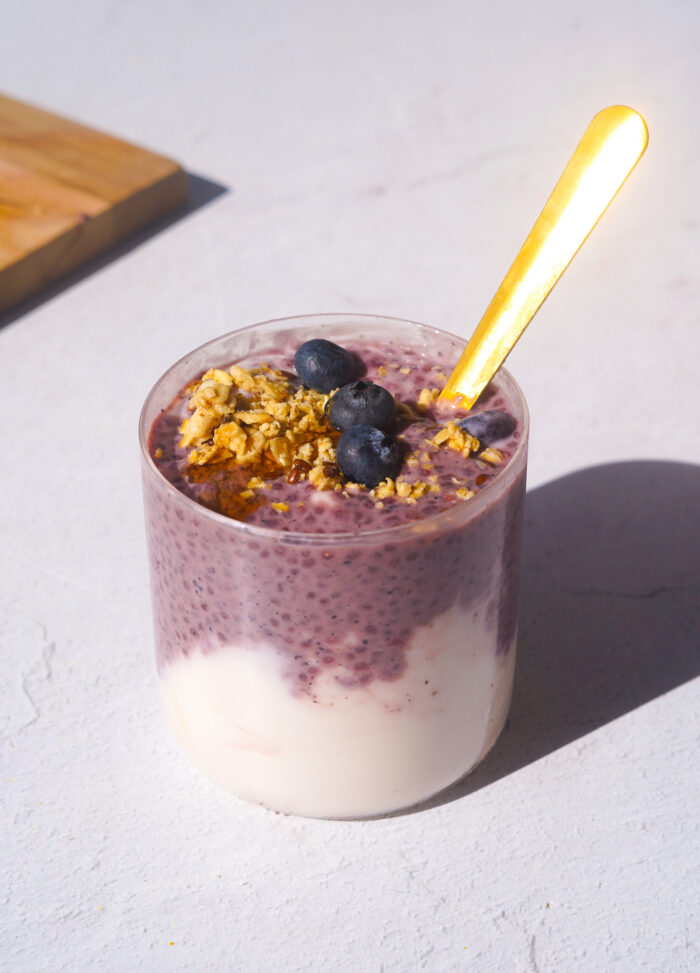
(438, 105, 649, 409)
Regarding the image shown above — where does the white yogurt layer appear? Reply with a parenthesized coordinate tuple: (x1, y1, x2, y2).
(159, 604, 515, 818)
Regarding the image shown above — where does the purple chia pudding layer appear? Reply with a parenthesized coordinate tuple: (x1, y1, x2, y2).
(141, 317, 528, 697)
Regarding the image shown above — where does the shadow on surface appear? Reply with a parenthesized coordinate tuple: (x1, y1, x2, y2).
(406, 460, 700, 815)
(0, 172, 228, 332)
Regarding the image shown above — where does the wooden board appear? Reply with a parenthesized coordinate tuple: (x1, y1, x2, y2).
(0, 93, 187, 314)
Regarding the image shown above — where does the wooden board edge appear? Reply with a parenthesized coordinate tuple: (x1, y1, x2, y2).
(0, 165, 188, 315)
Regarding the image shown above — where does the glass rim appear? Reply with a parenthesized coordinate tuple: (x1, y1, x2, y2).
(139, 313, 530, 545)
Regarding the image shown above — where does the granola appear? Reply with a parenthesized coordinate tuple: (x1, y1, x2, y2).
(175, 362, 500, 517)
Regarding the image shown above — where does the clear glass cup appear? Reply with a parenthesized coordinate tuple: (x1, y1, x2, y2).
(139, 314, 529, 818)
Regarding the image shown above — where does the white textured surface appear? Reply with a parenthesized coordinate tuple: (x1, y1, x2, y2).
(1, 1, 699, 971)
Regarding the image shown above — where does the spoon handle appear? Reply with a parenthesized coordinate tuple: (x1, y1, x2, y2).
(439, 105, 648, 408)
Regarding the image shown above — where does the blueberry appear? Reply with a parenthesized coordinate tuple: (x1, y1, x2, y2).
(336, 425, 402, 488)
(328, 381, 395, 432)
(457, 410, 517, 445)
(293, 339, 359, 393)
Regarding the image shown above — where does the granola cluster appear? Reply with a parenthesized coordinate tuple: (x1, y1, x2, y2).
(370, 476, 437, 505)
(180, 363, 341, 486)
(430, 421, 503, 466)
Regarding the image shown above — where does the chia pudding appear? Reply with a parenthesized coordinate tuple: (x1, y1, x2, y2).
(140, 314, 529, 818)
